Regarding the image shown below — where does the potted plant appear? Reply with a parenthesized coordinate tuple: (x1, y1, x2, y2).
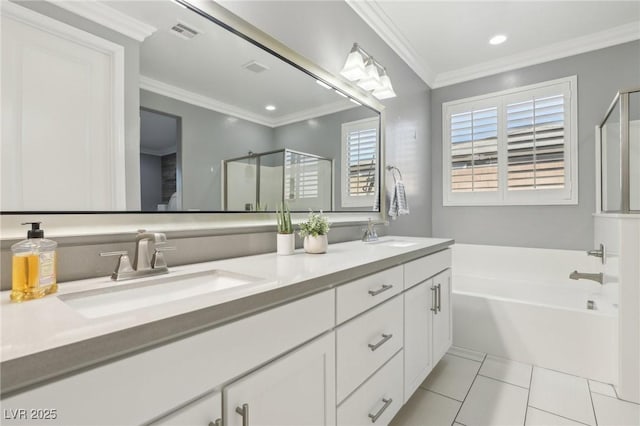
(276, 202, 295, 255)
(298, 210, 330, 254)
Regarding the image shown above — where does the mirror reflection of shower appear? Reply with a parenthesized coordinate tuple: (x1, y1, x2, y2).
(223, 149, 333, 212)
(140, 108, 182, 211)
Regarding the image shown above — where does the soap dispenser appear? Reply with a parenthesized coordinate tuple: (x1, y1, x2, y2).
(11, 222, 58, 302)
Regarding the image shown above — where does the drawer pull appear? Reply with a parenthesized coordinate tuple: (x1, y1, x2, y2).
(437, 283, 442, 312)
(368, 398, 393, 423)
(208, 419, 222, 426)
(235, 403, 249, 426)
(430, 285, 438, 314)
(368, 333, 393, 351)
(368, 284, 393, 296)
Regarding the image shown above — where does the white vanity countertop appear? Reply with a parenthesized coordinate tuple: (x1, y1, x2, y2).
(0, 236, 452, 394)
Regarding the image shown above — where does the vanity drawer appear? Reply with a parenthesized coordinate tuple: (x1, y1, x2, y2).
(336, 295, 403, 402)
(404, 249, 451, 290)
(336, 265, 403, 324)
(337, 350, 403, 426)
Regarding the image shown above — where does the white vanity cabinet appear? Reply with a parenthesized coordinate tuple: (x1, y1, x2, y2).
(403, 281, 433, 400)
(151, 392, 222, 426)
(431, 269, 453, 364)
(224, 332, 336, 426)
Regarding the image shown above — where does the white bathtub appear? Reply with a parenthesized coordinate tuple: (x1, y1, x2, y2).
(452, 244, 618, 384)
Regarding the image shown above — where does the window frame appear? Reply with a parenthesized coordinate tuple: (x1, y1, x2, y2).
(442, 76, 578, 206)
(341, 117, 379, 208)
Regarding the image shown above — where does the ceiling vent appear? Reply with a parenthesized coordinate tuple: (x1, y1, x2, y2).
(242, 60, 269, 73)
(170, 22, 199, 40)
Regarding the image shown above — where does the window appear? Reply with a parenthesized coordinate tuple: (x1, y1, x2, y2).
(443, 76, 577, 206)
(284, 151, 319, 200)
(341, 117, 378, 207)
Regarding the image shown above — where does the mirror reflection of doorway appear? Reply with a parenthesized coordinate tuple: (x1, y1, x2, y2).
(140, 108, 181, 211)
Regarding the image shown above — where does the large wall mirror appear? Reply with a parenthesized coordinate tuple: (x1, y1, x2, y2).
(1, 0, 383, 216)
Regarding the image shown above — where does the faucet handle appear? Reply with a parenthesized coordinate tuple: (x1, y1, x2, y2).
(100, 251, 134, 280)
(151, 246, 175, 269)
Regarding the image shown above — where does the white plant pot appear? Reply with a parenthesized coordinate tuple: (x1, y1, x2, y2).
(277, 233, 295, 255)
(303, 235, 328, 254)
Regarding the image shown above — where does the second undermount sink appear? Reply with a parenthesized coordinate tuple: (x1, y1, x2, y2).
(365, 238, 419, 248)
(59, 270, 265, 319)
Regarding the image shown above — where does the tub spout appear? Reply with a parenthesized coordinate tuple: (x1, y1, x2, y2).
(569, 270, 604, 285)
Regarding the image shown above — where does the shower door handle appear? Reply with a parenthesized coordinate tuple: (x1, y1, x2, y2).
(430, 285, 438, 314)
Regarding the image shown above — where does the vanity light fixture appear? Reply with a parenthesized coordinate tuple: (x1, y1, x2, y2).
(265, 105, 276, 111)
(489, 34, 507, 45)
(340, 43, 396, 100)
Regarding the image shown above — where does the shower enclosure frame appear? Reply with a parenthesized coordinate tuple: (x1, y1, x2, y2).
(596, 87, 639, 214)
(222, 148, 334, 211)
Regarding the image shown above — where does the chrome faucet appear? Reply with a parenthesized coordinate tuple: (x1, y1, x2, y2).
(100, 230, 174, 281)
(569, 270, 604, 285)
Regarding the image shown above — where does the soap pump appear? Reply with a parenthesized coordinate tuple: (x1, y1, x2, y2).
(10, 222, 58, 302)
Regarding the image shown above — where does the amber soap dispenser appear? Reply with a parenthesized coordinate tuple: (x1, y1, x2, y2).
(11, 222, 58, 302)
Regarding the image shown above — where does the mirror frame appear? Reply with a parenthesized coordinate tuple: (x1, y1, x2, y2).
(0, 0, 386, 241)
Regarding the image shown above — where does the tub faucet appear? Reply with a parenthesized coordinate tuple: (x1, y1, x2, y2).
(569, 270, 604, 285)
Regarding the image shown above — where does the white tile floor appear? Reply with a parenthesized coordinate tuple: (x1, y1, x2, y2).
(390, 347, 640, 426)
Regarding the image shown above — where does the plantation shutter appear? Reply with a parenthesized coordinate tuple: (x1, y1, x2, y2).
(347, 126, 377, 197)
(284, 151, 319, 200)
(506, 94, 565, 191)
(450, 106, 498, 193)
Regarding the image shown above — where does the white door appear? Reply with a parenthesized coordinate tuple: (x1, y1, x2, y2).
(404, 280, 433, 402)
(152, 391, 222, 426)
(1, 2, 125, 211)
(432, 269, 453, 364)
(224, 332, 336, 426)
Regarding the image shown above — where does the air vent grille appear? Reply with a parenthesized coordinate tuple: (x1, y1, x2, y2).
(170, 22, 199, 40)
(242, 60, 269, 73)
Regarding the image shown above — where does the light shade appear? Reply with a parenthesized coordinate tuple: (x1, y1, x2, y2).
(372, 72, 396, 100)
(356, 58, 382, 91)
(340, 44, 367, 81)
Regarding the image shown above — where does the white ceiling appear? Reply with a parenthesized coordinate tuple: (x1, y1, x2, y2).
(347, 1, 640, 88)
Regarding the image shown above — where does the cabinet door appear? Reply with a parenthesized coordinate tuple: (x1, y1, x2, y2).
(152, 392, 221, 426)
(403, 280, 433, 402)
(432, 269, 452, 364)
(224, 332, 336, 426)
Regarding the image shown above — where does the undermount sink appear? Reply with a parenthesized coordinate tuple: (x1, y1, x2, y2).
(364, 239, 419, 248)
(59, 270, 265, 319)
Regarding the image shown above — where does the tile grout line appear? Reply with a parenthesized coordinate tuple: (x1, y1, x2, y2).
(593, 391, 640, 405)
(476, 373, 530, 390)
(451, 352, 487, 425)
(527, 406, 594, 426)
(523, 365, 534, 425)
(446, 350, 486, 363)
(423, 388, 464, 403)
(587, 378, 599, 426)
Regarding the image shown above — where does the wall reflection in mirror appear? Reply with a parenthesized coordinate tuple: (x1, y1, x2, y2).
(1, 0, 381, 213)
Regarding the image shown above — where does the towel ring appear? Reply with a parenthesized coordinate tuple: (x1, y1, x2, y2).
(386, 165, 403, 182)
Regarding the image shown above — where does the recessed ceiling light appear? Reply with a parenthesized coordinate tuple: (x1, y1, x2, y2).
(265, 105, 276, 111)
(489, 34, 507, 45)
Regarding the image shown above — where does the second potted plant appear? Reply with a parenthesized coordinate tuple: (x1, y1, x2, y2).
(276, 202, 295, 255)
(298, 210, 330, 254)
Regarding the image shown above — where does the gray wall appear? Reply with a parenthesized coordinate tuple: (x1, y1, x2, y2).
(220, 0, 433, 236)
(431, 41, 640, 250)
(140, 154, 162, 211)
(141, 90, 276, 211)
(14, 1, 142, 209)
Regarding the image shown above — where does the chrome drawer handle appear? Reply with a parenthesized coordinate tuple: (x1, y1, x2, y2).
(437, 283, 442, 312)
(368, 284, 393, 296)
(236, 403, 249, 426)
(368, 398, 393, 423)
(368, 333, 393, 351)
(430, 285, 437, 314)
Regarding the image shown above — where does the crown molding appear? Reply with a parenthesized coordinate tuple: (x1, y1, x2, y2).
(49, 0, 157, 42)
(140, 76, 355, 128)
(345, 0, 436, 87)
(432, 21, 640, 89)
